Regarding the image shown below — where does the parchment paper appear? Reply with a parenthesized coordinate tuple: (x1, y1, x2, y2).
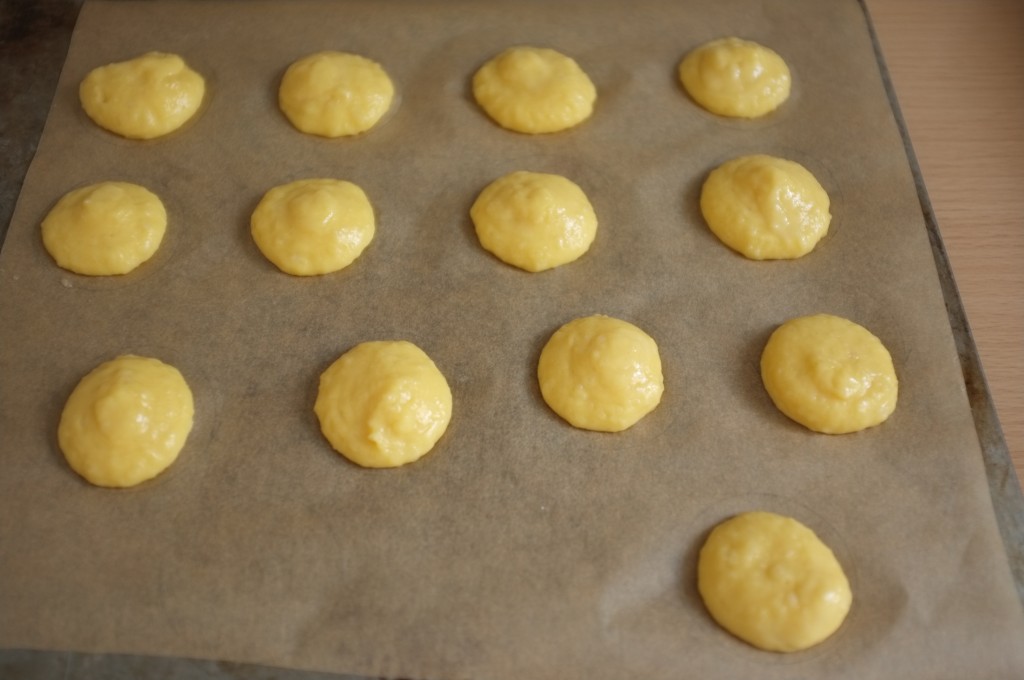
(2, 1, 1023, 678)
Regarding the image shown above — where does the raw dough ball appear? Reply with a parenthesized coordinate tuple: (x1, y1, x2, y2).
(701, 155, 831, 260)
(538, 315, 663, 432)
(470, 171, 598, 272)
(315, 341, 452, 468)
(79, 52, 205, 139)
(251, 179, 375, 276)
(279, 51, 394, 137)
(58, 355, 194, 488)
(41, 181, 167, 276)
(698, 511, 852, 652)
(472, 46, 596, 134)
(679, 38, 791, 118)
(761, 314, 898, 434)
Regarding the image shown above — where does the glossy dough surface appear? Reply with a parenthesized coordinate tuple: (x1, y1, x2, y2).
(761, 314, 898, 434)
(698, 511, 852, 652)
(279, 51, 394, 137)
(41, 181, 167, 276)
(315, 341, 452, 468)
(679, 37, 790, 118)
(79, 52, 205, 139)
(701, 155, 831, 260)
(472, 46, 596, 134)
(58, 355, 195, 488)
(538, 315, 663, 432)
(251, 179, 375, 276)
(470, 171, 597, 271)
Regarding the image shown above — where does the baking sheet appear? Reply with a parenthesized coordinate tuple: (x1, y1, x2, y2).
(2, 1, 1024, 678)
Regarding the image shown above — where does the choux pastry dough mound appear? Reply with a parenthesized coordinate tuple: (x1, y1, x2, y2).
(279, 51, 394, 138)
(315, 341, 452, 468)
(698, 511, 852, 652)
(537, 315, 663, 432)
(701, 154, 831, 260)
(679, 37, 790, 118)
(251, 178, 375, 276)
(41, 181, 167, 276)
(79, 52, 205, 139)
(58, 355, 194, 488)
(470, 170, 598, 272)
(473, 46, 596, 134)
(761, 314, 898, 434)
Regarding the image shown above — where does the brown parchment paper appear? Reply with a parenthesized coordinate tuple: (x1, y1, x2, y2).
(2, 1, 1023, 678)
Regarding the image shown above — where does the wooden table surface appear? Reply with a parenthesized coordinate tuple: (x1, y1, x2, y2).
(867, 0, 1024, 489)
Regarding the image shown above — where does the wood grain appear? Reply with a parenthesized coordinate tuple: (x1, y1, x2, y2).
(867, 0, 1024, 488)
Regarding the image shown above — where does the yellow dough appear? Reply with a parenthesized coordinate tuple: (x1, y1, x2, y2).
(41, 181, 167, 276)
(251, 179, 375, 276)
(315, 341, 452, 468)
(472, 46, 596, 134)
(58, 355, 194, 488)
(698, 511, 852, 652)
(470, 171, 598, 272)
(79, 52, 205, 139)
(538, 315, 663, 432)
(761, 314, 898, 434)
(679, 37, 791, 118)
(279, 51, 394, 138)
(701, 155, 831, 260)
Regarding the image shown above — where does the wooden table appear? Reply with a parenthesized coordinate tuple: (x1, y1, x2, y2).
(867, 0, 1024, 489)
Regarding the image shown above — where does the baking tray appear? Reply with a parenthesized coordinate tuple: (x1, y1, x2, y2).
(2, 0, 1023, 678)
